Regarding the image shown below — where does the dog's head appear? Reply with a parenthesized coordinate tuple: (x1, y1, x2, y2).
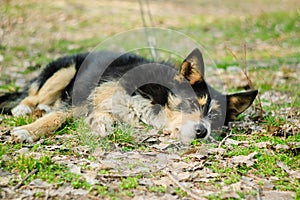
(166, 49, 258, 143)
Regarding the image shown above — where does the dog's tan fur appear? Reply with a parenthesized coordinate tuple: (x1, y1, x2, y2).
(12, 111, 72, 142)
(12, 65, 76, 116)
(2, 49, 258, 144)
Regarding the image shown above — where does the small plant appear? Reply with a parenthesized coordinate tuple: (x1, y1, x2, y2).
(120, 177, 139, 190)
(149, 185, 167, 193)
(55, 118, 78, 135)
(174, 187, 187, 197)
(109, 123, 134, 144)
(95, 185, 109, 196)
(2, 115, 34, 127)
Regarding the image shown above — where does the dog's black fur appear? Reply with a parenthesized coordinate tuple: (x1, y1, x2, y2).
(0, 49, 258, 143)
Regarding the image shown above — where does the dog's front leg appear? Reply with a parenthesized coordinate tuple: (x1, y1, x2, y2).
(11, 111, 72, 143)
(86, 111, 115, 137)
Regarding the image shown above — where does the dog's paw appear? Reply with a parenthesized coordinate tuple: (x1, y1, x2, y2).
(11, 128, 34, 143)
(87, 115, 114, 137)
(11, 104, 32, 116)
(37, 104, 51, 114)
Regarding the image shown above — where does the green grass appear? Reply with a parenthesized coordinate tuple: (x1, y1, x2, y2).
(209, 133, 300, 193)
(120, 176, 139, 190)
(0, 150, 91, 189)
(183, 10, 300, 62)
(1, 115, 35, 127)
(174, 187, 187, 198)
(149, 185, 167, 193)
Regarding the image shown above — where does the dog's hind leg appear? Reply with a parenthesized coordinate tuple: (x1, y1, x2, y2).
(12, 65, 76, 116)
(11, 110, 72, 142)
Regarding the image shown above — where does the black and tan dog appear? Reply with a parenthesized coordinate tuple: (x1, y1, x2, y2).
(0, 49, 257, 144)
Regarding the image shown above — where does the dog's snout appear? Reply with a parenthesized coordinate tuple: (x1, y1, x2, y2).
(194, 124, 207, 138)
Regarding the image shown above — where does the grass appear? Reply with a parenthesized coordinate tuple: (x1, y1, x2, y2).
(0, 150, 91, 189)
(0, 1, 299, 199)
(207, 132, 300, 194)
(149, 185, 167, 193)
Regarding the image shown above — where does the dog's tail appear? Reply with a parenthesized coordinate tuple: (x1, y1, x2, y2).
(0, 52, 90, 115)
(0, 90, 27, 114)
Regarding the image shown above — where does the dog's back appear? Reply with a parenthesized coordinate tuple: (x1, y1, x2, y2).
(0, 49, 258, 144)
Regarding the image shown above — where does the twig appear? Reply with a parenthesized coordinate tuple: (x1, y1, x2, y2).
(242, 44, 254, 89)
(88, 194, 103, 200)
(97, 165, 166, 179)
(226, 44, 264, 119)
(97, 173, 133, 179)
(241, 176, 262, 200)
(13, 168, 39, 190)
(44, 189, 49, 200)
(163, 168, 205, 200)
(218, 130, 233, 149)
(284, 95, 297, 138)
(138, 0, 158, 60)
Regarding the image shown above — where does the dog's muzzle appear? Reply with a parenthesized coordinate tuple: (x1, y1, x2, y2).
(194, 123, 208, 138)
(179, 119, 211, 144)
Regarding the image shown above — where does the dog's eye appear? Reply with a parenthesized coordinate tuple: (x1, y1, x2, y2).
(177, 98, 199, 112)
(202, 104, 209, 115)
(207, 99, 220, 120)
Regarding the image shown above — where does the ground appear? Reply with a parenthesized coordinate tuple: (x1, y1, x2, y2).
(0, 0, 299, 199)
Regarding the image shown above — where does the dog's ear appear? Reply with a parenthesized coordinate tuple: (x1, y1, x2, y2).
(178, 48, 205, 85)
(226, 90, 258, 122)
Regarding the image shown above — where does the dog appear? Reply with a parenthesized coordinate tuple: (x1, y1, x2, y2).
(0, 48, 258, 144)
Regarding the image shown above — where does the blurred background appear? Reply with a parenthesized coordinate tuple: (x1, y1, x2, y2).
(0, 0, 299, 99)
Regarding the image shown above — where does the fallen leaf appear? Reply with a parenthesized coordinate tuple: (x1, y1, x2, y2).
(83, 171, 98, 185)
(225, 138, 240, 146)
(138, 178, 154, 187)
(221, 191, 241, 199)
(28, 179, 51, 188)
(254, 141, 271, 148)
(17, 148, 29, 155)
(232, 152, 257, 167)
(274, 144, 290, 151)
(152, 176, 172, 188)
(277, 162, 300, 180)
(176, 171, 192, 181)
(69, 164, 81, 175)
(262, 190, 295, 200)
(0, 176, 11, 186)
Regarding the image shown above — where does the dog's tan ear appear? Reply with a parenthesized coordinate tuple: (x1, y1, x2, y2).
(226, 90, 258, 121)
(178, 48, 205, 85)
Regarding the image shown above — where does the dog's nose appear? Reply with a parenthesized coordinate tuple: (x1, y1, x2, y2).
(194, 124, 207, 138)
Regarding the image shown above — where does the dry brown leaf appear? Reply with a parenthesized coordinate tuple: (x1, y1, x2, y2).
(69, 164, 81, 175)
(232, 152, 257, 167)
(28, 179, 52, 188)
(254, 141, 271, 148)
(152, 176, 172, 188)
(277, 161, 300, 180)
(274, 144, 290, 151)
(262, 190, 295, 200)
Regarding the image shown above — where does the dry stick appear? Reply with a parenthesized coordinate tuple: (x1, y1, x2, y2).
(242, 44, 264, 119)
(241, 178, 262, 200)
(242, 44, 254, 89)
(44, 189, 49, 200)
(218, 130, 233, 149)
(13, 168, 39, 190)
(97, 165, 167, 179)
(226, 44, 264, 119)
(163, 168, 205, 200)
(88, 194, 103, 200)
(284, 95, 298, 138)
